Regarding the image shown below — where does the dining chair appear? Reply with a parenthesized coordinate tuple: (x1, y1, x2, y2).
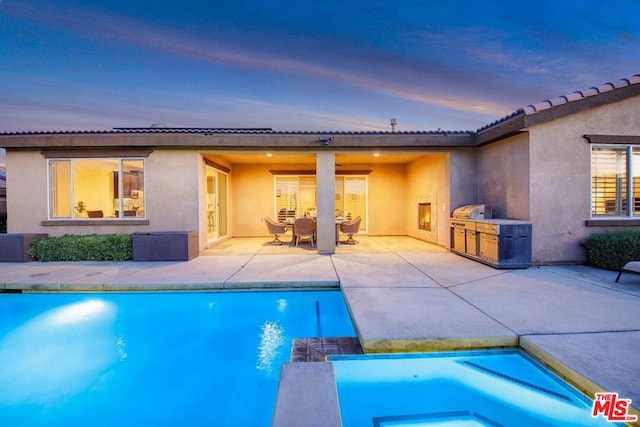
(264, 216, 288, 245)
(340, 216, 362, 244)
(293, 217, 315, 247)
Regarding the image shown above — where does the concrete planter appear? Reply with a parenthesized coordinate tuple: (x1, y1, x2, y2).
(0, 233, 49, 262)
(132, 232, 198, 261)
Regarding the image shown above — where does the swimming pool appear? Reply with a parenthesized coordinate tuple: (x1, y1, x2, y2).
(331, 350, 622, 427)
(0, 290, 355, 426)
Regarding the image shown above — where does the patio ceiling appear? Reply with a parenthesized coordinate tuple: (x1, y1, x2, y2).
(206, 152, 433, 165)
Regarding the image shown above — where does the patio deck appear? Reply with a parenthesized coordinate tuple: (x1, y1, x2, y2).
(0, 236, 639, 425)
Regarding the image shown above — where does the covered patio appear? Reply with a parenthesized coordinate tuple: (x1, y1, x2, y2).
(200, 148, 469, 255)
(202, 235, 436, 256)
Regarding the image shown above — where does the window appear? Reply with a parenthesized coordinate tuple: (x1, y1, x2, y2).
(591, 146, 640, 217)
(274, 175, 367, 230)
(49, 158, 145, 219)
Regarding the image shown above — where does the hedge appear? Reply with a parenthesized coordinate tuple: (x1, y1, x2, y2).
(582, 230, 640, 271)
(29, 234, 133, 261)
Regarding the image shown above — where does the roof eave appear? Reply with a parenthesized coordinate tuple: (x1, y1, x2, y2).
(474, 113, 526, 146)
(0, 132, 477, 150)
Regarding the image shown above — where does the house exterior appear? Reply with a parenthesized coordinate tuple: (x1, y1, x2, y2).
(1, 75, 639, 264)
(0, 171, 6, 216)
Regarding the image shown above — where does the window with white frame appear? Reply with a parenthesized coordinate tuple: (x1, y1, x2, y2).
(48, 158, 145, 219)
(591, 146, 640, 217)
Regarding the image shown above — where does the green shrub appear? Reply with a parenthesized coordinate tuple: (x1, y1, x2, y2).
(582, 230, 640, 271)
(29, 234, 133, 262)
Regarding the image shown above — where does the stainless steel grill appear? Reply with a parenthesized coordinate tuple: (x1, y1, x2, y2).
(449, 204, 491, 256)
(451, 204, 492, 220)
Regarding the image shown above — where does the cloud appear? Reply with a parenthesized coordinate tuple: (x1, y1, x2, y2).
(2, 1, 521, 118)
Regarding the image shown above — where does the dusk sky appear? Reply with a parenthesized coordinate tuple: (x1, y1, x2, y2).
(1, 0, 639, 136)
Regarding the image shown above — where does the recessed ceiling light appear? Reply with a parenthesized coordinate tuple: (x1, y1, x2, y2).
(266, 153, 273, 157)
(373, 152, 381, 157)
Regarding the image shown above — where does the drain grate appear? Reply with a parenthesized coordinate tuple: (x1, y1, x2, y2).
(290, 337, 363, 362)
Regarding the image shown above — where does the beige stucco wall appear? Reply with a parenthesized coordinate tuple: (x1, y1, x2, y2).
(448, 149, 478, 212)
(367, 163, 406, 235)
(478, 133, 530, 220)
(528, 95, 640, 263)
(6, 151, 49, 233)
(230, 163, 315, 237)
(7, 149, 203, 245)
(145, 150, 201, 232)
(405, 154, 448, 245)
(228, 161, 408, 238)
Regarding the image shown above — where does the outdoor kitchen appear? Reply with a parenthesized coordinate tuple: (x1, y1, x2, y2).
(450, 204, 532, 268)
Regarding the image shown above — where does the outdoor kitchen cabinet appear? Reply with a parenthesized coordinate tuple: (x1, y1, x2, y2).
(450, 219, 532, 269)
(475, 220, 532, 268)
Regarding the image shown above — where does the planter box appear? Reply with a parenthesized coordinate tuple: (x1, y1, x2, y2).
(133, 232, 198, 261)
(0, 233, 49, 262)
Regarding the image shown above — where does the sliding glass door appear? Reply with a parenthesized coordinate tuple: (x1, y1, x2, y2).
(206, 166, 228, 242)
(274, 175, 367, 231)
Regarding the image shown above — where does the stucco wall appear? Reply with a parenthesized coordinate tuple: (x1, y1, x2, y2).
(6, 151, 48, 233)
(6, 149, 202, 241)
(230, 163, 314, 237)
(528, 95, 640, 263)
(367, 163, 406, 235)
(448, 150, 478, 213)
(148, 150, 203, 234)
(478, 133, 530, 220)
(405, 154, 448, 245)
(229, 162, 408, 237)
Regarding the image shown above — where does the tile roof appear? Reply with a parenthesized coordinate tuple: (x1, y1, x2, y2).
(521, 74, 640, 114)
(0, 128, 473, 136)
(0, 74, 637, 138)
(477, 74, 640, 133)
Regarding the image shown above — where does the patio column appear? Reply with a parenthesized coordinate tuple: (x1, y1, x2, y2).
(316, 151, 336, 254)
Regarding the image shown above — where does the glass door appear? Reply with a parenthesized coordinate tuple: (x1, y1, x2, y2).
(206, 166, 228, 242)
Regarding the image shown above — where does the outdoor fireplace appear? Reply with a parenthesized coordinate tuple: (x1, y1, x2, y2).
(418, 203, 431, 231)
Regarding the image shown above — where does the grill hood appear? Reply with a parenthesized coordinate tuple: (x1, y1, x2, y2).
(452, 204, 492, 220)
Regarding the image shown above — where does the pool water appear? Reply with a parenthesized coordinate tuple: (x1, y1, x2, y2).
(0, 290, 355, 426)
(331, 350, 622, 427)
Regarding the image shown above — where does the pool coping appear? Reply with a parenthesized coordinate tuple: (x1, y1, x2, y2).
(273, 343, 640, 427)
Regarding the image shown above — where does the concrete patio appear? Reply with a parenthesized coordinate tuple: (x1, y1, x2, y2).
(0, 236, 639, 425)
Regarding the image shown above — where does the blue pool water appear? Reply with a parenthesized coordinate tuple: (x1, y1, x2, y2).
(0, 290, 355, 426)
(331, 350, 622, 427)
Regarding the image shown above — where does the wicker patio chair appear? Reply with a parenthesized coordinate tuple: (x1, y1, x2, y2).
(293, 217, 315, 247)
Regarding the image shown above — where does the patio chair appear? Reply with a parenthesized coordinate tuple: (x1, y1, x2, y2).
(615, 261, 640, 283)
(264, 217, 288, 245)
(340, 216, 362, 244)
(293, 217, 315, 247)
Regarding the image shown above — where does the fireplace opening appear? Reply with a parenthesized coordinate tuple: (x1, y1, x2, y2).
(418, 203, 431, 231)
